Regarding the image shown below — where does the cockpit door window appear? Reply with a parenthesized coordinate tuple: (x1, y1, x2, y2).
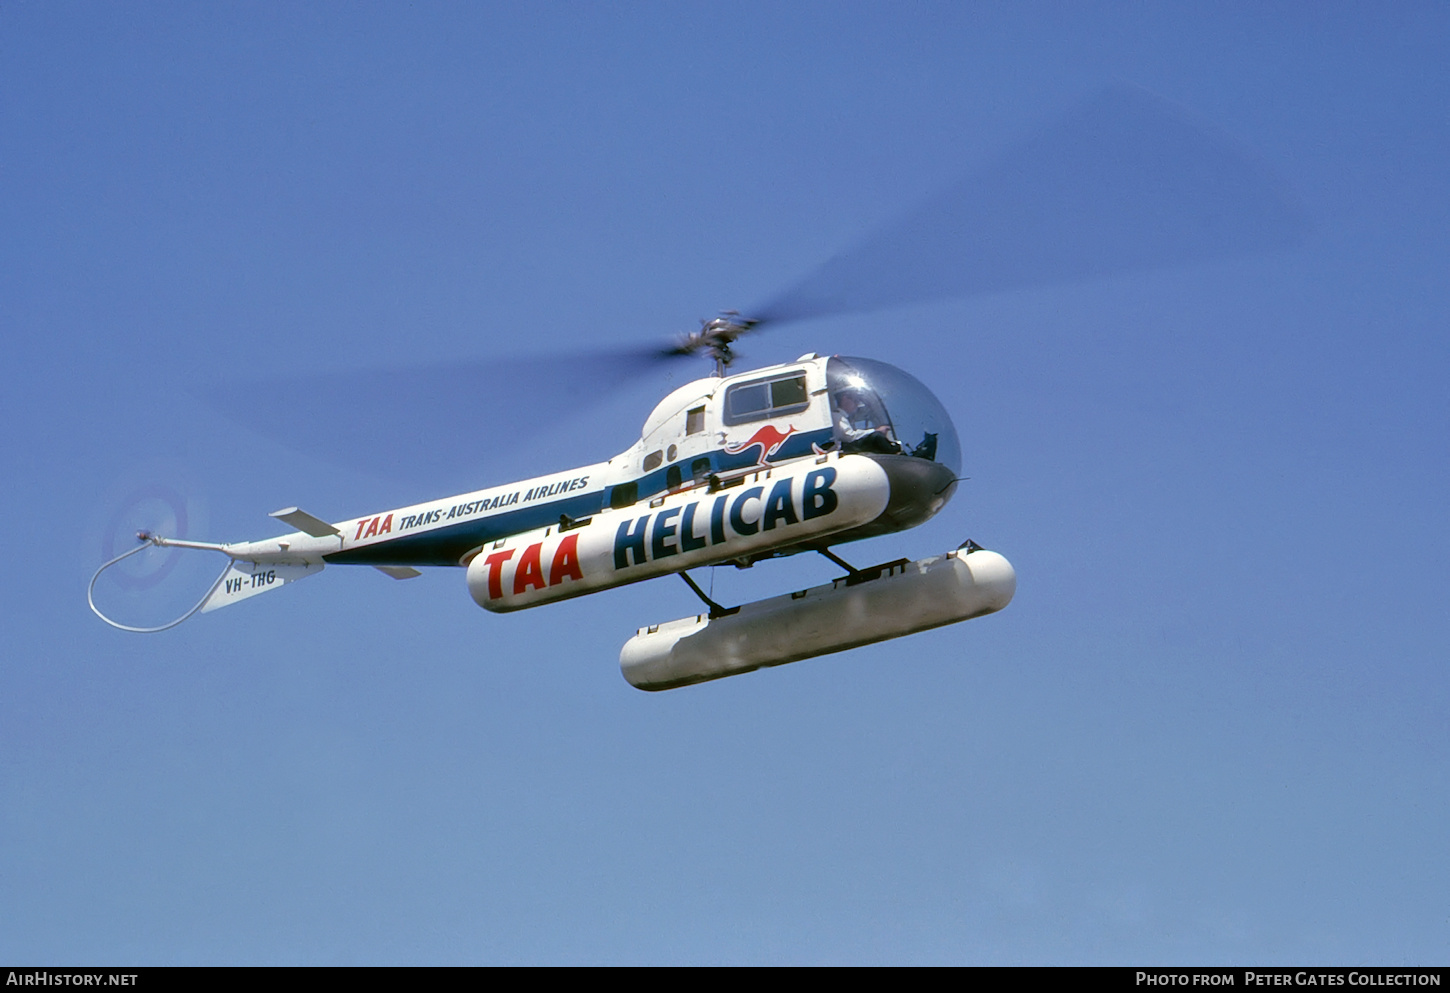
(723, 372, 810, 426)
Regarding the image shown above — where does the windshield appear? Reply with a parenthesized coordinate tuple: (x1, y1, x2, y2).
(826, 356, 961, 474)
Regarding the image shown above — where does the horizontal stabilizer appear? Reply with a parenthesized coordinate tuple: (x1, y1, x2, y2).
(201, 559, 325, 614)
(269, 507, 340, 537)
(375, 565, 422, 580)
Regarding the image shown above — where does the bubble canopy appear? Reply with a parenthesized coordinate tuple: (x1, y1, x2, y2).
(826, 356, 961, 475)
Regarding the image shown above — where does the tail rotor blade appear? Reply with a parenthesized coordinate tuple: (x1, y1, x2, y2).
(100, 484, 195, 591)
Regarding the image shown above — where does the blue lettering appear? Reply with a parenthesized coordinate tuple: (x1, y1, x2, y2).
(680, 502, 708, 552)
(614, 515, 650, 569)
(710, 495, 728, 544)
(762, 478, 798, 530)
(730, 486, 763, 537)
(652, 506, 681, 559)
(802, 467, 839, 520)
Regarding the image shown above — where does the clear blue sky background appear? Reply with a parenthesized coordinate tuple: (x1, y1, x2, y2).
(3, 1, 1446, 965)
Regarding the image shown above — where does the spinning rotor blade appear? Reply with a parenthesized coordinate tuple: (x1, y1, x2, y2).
(748, 84, 1309, 329)
(202, 85, 1306, 489)
(203, 345, 682, 489)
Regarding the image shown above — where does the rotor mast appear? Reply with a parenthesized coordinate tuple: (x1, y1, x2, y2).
(671, 311, 759, 377)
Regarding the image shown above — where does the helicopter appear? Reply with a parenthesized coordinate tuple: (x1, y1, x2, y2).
(88, 86, 1305, 690)
(90, 319, 1016, 690)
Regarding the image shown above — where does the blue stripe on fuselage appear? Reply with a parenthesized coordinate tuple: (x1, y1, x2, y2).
(612, 427, 835, 499)
(325, 427, 837, 567)
(325, 490, 605, 567)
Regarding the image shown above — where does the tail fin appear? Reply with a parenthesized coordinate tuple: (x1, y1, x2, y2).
(200, 559, 325, 614)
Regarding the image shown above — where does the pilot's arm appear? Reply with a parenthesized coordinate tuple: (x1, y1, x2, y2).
(834, 407, 879, 442)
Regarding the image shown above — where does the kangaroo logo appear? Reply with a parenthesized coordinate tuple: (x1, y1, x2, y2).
(724, 424, 796, 467)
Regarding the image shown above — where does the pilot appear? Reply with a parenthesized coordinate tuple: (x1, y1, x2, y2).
(833, 389, 900, 454)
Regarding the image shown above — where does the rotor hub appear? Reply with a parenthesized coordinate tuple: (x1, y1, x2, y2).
(673, 311, 759, 375)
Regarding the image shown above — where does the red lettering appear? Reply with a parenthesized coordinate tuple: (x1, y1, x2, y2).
(483, 549, 514, 600)
(378, 513, 393, 534)
(513, 542, 547, 594)
(548, 534, 583, 586)
(362, 517, 380, 539)
(354, 518, 370, 540)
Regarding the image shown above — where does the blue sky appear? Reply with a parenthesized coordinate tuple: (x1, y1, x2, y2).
(3, 1, 1447, 964)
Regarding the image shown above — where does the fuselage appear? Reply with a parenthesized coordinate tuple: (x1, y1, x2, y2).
(221, 354, 962, 608)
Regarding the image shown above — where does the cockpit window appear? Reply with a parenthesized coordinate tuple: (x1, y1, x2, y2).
(827, 357, 961, 474)
(723, 373, 809, 426)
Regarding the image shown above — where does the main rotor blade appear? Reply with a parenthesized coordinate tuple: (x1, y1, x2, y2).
(749, 84, 1309, 328)
(202, 345, 682, 490)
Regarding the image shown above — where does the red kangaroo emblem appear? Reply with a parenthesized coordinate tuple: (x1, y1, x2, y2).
(724, 424, 796, 467)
